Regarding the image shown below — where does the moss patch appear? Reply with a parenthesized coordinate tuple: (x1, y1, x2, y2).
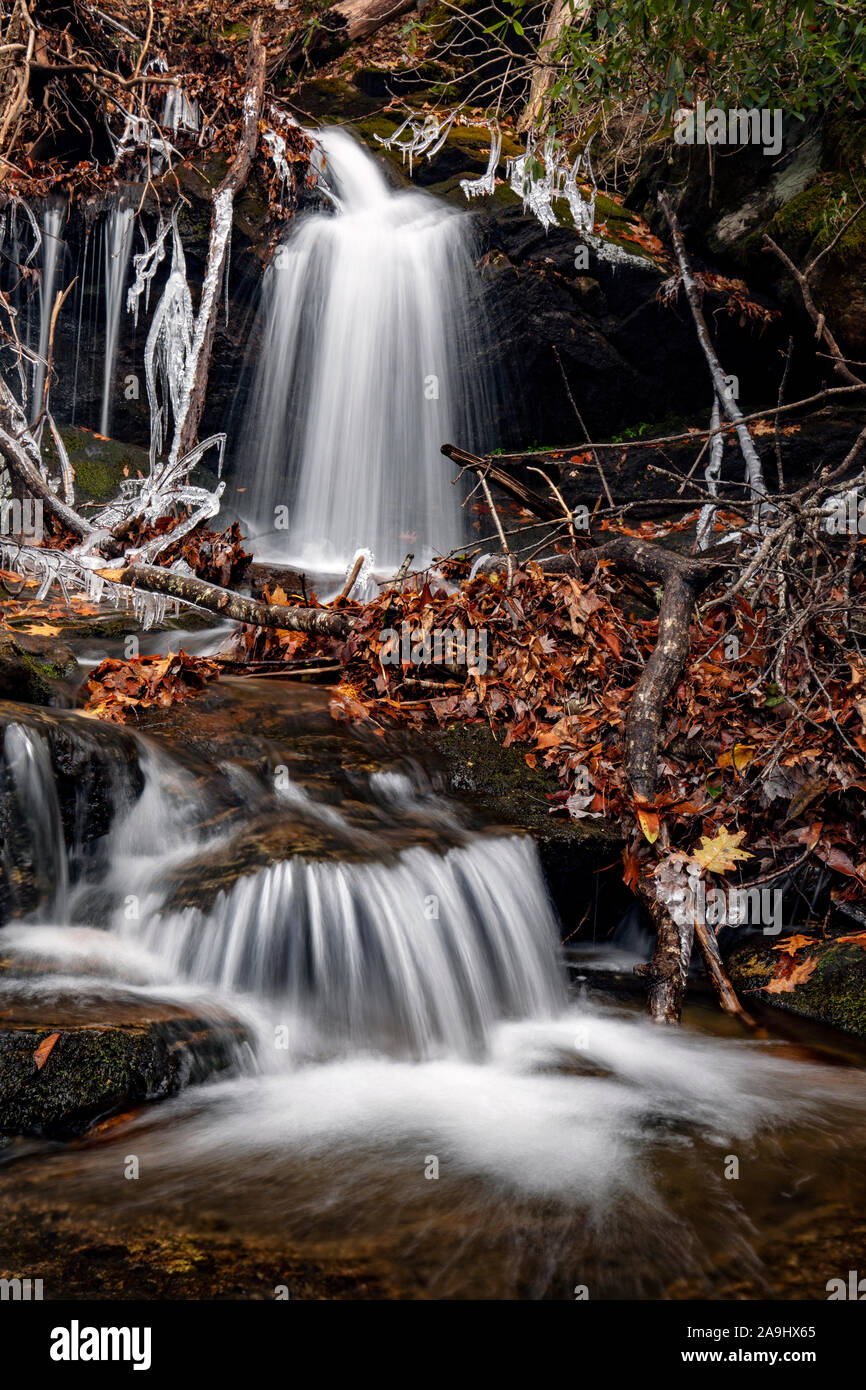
(727, 938, 866, 1038)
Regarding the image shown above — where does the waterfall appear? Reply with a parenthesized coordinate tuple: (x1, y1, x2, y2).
(99, 199, 135, 436)
(120, 834, 566, 1058)
(237, 127, 497, 573)
(2, 723, 69, 920)
(32, 201, 66, 420)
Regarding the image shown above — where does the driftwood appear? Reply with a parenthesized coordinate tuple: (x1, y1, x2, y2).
(121, 564, 351, 637)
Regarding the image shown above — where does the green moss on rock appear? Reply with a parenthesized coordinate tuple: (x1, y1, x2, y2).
(727, 938, 866, 1038)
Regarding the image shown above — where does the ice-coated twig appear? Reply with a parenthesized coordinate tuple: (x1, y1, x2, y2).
(127, 217, 172, 325)
(460, 123, 502, 200)
(375, 113, 456, 175)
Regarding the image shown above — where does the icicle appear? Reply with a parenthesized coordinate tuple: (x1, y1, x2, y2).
(375, 114, 456, 175)
(460, 123, 502, 200)
(100, 198, 135, 436)
(162, 88, 200, 134)
(127, 218, 171, 326)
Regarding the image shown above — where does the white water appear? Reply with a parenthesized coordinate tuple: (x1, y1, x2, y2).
(32, 202, 65, 419)
(99, 200, 135, 436)
(2, 723, 69, 920)
(237, 127, 496, 572)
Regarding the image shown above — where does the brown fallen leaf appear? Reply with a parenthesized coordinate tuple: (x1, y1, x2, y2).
(772, 933, 816, 956)
(836, 931, 866, 949)
(33, 1032, 60, 1069)
(762, 956, 819, 994)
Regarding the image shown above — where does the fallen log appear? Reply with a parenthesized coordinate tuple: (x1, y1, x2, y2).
(120, 564, 351, 637)
(331, 0, 420, 42)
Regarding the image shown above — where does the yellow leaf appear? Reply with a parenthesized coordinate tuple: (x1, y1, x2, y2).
(717, 743, 757, 773)
(20, 623, 64, 636)
(637, 807, 660, 843)
(692, 826, 752, 874)
(96, 568, 127, 582)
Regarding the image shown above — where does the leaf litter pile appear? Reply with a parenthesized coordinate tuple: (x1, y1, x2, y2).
(77, 538, 866, 1002)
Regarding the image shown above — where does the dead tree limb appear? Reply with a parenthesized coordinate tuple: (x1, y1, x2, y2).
(0, 380, 95, 541)
(658, 191, 768, 509)
(120, 563, 351, 636)
(441, 443, 576, 524)
(763, 233, 864, 389)
(574, 536, 721, 801)
(693, 917, 757, 1028)
(162, 20, 266, 478)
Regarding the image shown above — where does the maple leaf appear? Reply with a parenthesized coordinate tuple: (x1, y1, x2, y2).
(761, 955, 818, 994)
(692, 826, 753, 873)
(772, 933, 816, 956)
(836, 931, 866, 949)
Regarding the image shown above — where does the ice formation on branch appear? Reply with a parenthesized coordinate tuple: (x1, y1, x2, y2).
(375, 111, 599, 237)
(0, 542, 173, 629)
(459, 124, 502, 200)
(506, 135, 597, 234)
(375, 114, 456, 174)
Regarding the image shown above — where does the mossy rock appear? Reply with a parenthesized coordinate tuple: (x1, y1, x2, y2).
(42, 426, 219, 509)
(43, 427, 150, 507)
(727, 936, 866, 1038)
(0, 995, 247, 1139)
(0, 631, 78, 704)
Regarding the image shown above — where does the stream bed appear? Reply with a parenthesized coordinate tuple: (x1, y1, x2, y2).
(1, 676, 865, 1300)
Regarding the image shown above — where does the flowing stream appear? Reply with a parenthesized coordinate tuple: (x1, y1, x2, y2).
(2, 684, 866, 1299)
(236, 128, 497, 572)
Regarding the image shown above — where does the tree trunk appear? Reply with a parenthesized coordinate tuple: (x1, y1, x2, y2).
(518, 0, 590, 135)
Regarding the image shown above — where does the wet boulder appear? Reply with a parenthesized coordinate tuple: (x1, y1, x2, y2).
(0, 990, 247, 1140)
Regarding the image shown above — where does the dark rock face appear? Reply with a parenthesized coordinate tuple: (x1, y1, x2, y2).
(0, 999, 246, 1139)
(629, 111, 866, 361)
(469, 206, 799, 448)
